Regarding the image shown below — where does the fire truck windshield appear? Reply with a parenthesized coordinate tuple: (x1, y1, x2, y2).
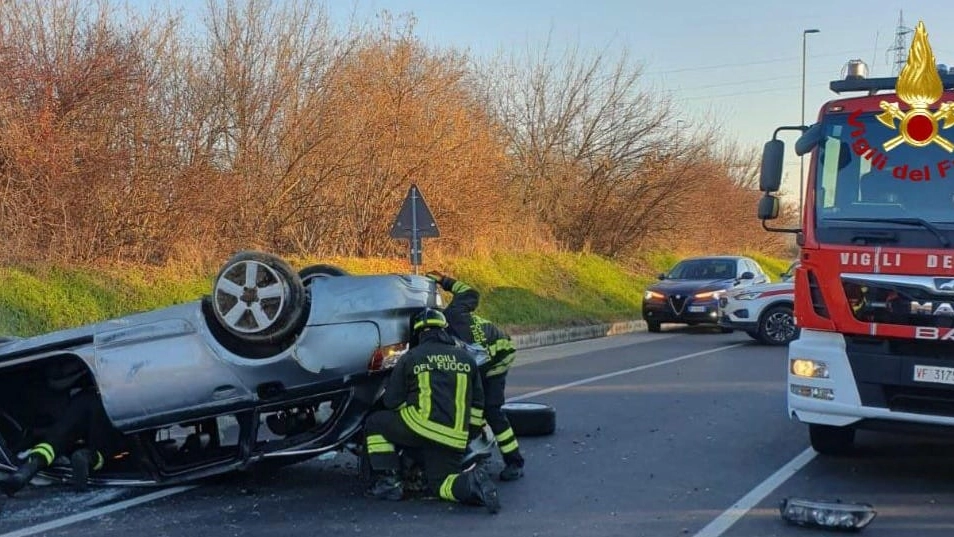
(813, 110, 954, 246)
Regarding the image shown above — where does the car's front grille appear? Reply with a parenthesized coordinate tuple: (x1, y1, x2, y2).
(668, 295, 687, 314)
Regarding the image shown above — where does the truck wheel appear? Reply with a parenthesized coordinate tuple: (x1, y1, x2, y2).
(502, 402, 556, 436)
(809, 424, 855, 456)
(646, 320, 661, 333)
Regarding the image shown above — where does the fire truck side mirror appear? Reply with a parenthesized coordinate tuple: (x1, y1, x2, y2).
(758, 195, 780, 220)
(759, 140, 785, 192)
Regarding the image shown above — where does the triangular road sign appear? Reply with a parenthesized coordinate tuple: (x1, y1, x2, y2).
(390, 184, 440, 238)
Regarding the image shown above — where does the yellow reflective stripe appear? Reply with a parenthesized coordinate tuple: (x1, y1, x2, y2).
(470, 407, 483, 420)
(499, 438, 520, 454)
(487, 353, 516, 376)
(29, 443, 54, 465)
(93, 451, 105, 471)
(366, 434, 396, 454)
(439, 474, 459, 501)
(451, 281, 471, 293)
(469, 415, 484, 426)
(454, 373, 467, 431)
(489, 340, 515, 354)
(418, 371, 432, 420)
(399, 407, 468, 449)
(496, 427, 515, 443)
(368, 443, 396, 454)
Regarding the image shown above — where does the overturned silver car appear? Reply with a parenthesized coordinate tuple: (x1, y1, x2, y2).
(0, 251, 442, 486)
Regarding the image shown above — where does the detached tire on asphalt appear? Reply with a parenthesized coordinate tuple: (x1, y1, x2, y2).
(502, 402, 556, 436)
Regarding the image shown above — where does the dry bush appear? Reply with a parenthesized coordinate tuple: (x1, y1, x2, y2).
(0, 1, 789, 270)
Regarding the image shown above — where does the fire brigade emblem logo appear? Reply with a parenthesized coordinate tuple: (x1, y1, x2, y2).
(876, 21, 954, 152)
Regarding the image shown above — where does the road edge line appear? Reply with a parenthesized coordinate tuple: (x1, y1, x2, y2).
(0, 485, 198, 537)
(509, 342, 747, 401)
(692, 447, 818, 537)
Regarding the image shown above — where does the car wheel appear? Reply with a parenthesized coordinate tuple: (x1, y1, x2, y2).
(745, 330, 760, 341)
(719, 327, 733, 334)
(300, 264, 350, 286)
(809, 424, 855, 456)
(757, 304, 798, 345)
(646, 320, 661, 333)
(210, 251, 307, 344)
(502, 402, 556, 436)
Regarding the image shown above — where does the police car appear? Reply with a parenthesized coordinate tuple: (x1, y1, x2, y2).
(718, 261, 798, 345)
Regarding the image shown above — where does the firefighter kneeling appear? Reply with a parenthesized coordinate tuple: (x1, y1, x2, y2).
(363, 308, 500, 514)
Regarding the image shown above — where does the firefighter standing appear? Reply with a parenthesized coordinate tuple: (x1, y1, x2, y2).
(426, 272, 526, 481)
(363, 308, 501, 513)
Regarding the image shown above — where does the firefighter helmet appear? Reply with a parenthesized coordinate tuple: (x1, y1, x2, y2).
(411, 308, 448, 334)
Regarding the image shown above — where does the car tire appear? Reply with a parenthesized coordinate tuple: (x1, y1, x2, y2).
(757, 304, 798, 346)
(300, 264, 350, 286)
(209, 251, 307, 345)
(646, 320, 661, 333)
(809, 424, 855, 456)
(502, 402, 556, 436)
(719, 327, 733, 334)
(745, 330, 761, 341)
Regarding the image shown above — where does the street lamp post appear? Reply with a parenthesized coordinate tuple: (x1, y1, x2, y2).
(800, 28, 820, 218)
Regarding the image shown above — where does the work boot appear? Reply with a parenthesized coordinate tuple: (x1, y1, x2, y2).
(499, 461, 524, 481)
(366, 473, 403, 501)
(465, 467, 500, 514)
(0, 454, 45, 497)
(70, 449, 100, 492)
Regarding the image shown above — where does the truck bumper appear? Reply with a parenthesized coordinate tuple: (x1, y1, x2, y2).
(788, 329, 954, 430)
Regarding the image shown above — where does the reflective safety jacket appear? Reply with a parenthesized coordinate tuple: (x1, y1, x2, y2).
(383, 330, 485, 450)
(442, 277, 517, 377)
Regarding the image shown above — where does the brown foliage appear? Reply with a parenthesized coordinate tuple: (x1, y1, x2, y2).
(0, 1, 787, 269)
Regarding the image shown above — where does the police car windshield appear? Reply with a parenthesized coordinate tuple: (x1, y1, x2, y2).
(814, 110, 954, 226)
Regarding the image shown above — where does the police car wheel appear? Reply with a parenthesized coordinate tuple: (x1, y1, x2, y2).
(502, 402, 556, 436)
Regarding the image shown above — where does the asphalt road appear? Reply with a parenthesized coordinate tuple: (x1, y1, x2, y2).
(2, 327, 954, 536)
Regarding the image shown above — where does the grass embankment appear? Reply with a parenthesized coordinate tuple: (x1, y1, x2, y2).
(0, 251, 792, 337)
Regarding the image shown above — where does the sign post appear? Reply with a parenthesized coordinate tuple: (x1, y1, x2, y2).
(389, 184, 439, 273)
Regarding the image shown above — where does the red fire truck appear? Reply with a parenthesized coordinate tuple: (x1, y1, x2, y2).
(758, 21, 954, 454)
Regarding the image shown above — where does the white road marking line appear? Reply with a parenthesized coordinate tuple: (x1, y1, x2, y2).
(0, 485, 198, 537)
(692, 447, 818, 537)
(513, 332, 680, 369)
(509, 342, 747, 401)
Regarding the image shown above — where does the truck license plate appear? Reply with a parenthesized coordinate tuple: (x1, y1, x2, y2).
(913, 365, 954, 385)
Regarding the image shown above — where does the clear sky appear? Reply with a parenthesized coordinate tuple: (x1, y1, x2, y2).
(135, 0, 954, 190)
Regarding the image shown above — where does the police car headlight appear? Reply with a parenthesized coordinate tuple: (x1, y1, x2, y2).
(733, 291, 760, 301)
